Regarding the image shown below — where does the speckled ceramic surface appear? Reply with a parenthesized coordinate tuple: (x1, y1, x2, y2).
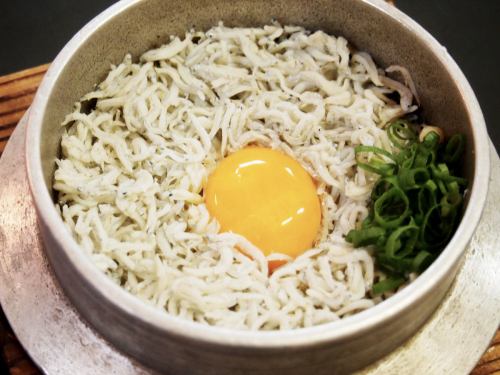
(24, 0, 491, 373)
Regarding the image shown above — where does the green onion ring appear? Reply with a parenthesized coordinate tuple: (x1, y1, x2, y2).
(374, 187, 410, 229)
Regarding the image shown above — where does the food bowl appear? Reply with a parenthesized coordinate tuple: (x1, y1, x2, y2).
(25, 0, 490, 373)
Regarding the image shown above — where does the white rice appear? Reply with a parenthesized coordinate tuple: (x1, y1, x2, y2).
(54, 23, 416, 330)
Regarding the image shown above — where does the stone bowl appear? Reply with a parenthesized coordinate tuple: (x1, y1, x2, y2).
(25, 0, 490, 373)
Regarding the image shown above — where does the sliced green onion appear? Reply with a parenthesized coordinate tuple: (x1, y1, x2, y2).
(398, 143, 418, 169)
(444, 134, 466, 164)
(355, 145, 397, 176)
(374, 187, 410, 229)
(387, 120, 417, 149)
(413, 147, 435, 168)
(440, 190, 462, 217)
(422, 131, 440, 149)
(417, 180, 437, 216)
(419, 204, 453, 250)
(376, 253, 413, 273)
(398, 167, 430, 190)
(385, 221, 419, 258)
(371, 176, 400, 201)
(412, 251, 435, 272)
(345, 226, 385, 247)
(345, 118, 467, 293)
(372, 277, 406, 295)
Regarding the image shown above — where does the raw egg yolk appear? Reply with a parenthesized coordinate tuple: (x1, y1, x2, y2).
(204, 147, 321, 258)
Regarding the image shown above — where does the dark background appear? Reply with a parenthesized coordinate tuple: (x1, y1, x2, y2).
(0, 0, 499, 150)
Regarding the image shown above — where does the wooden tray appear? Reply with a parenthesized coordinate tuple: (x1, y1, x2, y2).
(0, 64, 499, 375)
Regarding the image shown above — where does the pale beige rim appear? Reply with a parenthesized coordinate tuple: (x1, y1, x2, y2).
(25, 0, 490, 349)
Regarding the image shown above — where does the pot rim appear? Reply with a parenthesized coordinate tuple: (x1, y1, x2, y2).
(25, 0, 490, 349)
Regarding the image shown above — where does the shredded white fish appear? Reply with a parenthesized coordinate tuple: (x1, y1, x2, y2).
(54, 23, 417, 330)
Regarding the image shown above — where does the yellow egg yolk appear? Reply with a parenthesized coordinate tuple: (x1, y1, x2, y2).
(204, 147, 321, 259)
